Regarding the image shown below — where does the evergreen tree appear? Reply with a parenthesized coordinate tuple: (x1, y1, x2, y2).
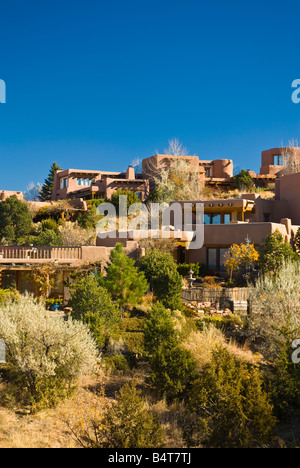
(84, 382, 164, 448)
(0, 195, 32, 243)
(39, 162, 61, 201)
(184, 347, 276, 448)
(103, 243, 148, 308)
(138, 250, 183, 310)
(68, 274, 121, 348)
(233, 169, 253, 191)
(259, 230, 297, 274)
(144, 302, 178, 355)
(149, 342, 198, 403)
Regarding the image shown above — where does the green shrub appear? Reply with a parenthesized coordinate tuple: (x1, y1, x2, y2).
(0, 289, 19, 306)
(144, 302, 178, 356)
(149, 341, 198, 403)
(184, 346, 276, 448)
(35, 229, 63, 247)
(139, 250, 183, 310)
(177, 263, 207, 277)
(103, 354, 130, 374)
(103, 243, 148, 308)
(76, 382, 165, 448)
(68, 274, 121, 349)
(0, 196, 32, 243)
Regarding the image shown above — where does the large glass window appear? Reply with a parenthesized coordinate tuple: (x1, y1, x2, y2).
(224, 214, 231, 224)
(204, 213, 222, 225)
(207, 248, 217, 270)
(207, 247, 230, 272)
(219, 248, 229, 272)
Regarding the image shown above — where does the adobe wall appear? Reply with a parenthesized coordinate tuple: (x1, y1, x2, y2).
(0, 190, 24, 201)
(187, 221, 292, 264)
(275, 172, 300, 225)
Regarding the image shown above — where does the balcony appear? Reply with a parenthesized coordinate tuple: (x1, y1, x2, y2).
(0, 246, 83, 264)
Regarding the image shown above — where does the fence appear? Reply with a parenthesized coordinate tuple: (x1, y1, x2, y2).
(0, 246, 82, 261)
(182, 287, 250, 304)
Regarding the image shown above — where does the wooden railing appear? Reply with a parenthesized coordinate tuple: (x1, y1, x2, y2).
(182, 287, 250, 304)
(0, 246, 82, 261)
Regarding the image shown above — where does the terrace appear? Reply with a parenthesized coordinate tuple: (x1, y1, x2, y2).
(0, 246, 83, 264)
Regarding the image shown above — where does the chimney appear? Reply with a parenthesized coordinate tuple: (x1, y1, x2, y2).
(126, 166, 135, 180)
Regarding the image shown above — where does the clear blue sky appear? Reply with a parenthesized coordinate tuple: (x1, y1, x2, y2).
(0, 0, 300, 191)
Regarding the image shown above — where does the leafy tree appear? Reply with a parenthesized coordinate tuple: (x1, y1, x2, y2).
(0, 294, 98, 410)
(144, 302, 177, 355)
(41, 218, 59, 233)
(233, 169, 253, 191)
(68, 274, 121, 348)
(138, 250, 183, 310)
(77, 203, 102, 230)
(110, 189, 141, 214)
(35, 229, 63, 247)
(147, 158, 203, 203)
(249, 261, 300, 359)
(259, 230, 297, 274)
(184, 347, 276, 448)
(0, 195, 32, 243)
(39, 162, 61, 201)
(103, 243, 148, 308)
(224, 241, 259, 285)
(249, 261, 300, 418)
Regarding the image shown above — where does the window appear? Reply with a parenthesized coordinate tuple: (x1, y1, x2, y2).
(274, 155, 284, 166)
(207, 247, 230, 272)
(207, 248, 217, 270)
(205, 167, 212, 177)
(219, 248, 229, 272)
(60, 178, 68, 189)
(224, 214, 231, 224)
(77, 178, 95, 187)
(204, 213, 222, 225)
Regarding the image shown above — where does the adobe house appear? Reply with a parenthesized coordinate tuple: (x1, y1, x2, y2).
(249, 147, 300, 186)
(51, 166, 150, 202)
(142, 154, 233, 189)
(0, 242, 142, 304)
(0, 190, 24, 202)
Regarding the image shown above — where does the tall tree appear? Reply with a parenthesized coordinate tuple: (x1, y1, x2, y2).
(103, 243, 148, 308)
(39, 162, 61, 201)
(138, 249, 183, 310)
(0, 195, 32, 244)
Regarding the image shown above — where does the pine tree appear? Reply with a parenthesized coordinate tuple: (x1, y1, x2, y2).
(184, 347, 276, 448)
(68, 274, 121, 348)
(103, 243, 148, 308)
(138, 250, 183, 310)
(39, 162, 61, 201)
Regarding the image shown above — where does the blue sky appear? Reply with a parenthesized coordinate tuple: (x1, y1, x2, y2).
(0, 0, 300, 191)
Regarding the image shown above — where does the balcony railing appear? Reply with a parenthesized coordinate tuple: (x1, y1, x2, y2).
(0, 246, 82, 262)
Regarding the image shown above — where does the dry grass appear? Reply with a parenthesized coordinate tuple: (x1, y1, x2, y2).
(0, 404, 76, 448)
(182, 326, 258, 372)
(0, 375, 103, 448)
